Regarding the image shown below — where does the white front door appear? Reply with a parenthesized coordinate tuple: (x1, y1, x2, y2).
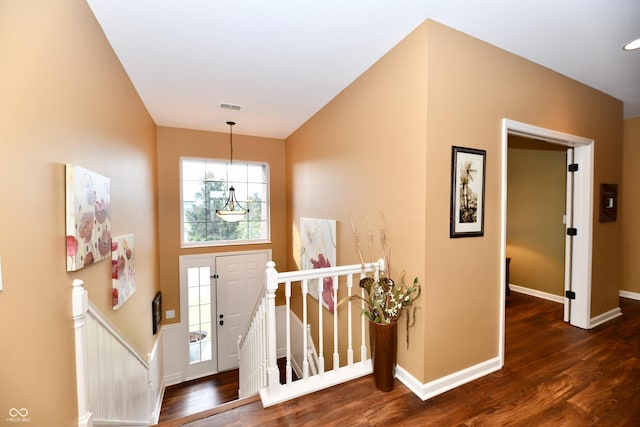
(216, 251, 269, 372)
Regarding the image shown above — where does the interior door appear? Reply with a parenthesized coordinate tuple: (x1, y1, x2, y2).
(216, 251, 269, 372)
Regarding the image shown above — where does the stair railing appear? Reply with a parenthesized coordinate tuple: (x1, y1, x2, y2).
(238, 258, 384, 407)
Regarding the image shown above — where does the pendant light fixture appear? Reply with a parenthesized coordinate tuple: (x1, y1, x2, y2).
(216, 121, 249, 222)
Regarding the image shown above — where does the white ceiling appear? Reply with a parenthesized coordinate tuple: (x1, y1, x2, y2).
(87, 0, 640, 139)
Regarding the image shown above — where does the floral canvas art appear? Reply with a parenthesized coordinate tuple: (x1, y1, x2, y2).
(65, 164, 111, 271)
(300, 217, 336, 313)
(112, 234, 135, 310)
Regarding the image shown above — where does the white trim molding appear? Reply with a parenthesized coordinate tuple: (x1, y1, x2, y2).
(502, 118, 594, 330)
(509, 284, 564, 304)
(620, 290, 640, 301)
(590, 307, 622, 328)
(396, 357, 502, 401)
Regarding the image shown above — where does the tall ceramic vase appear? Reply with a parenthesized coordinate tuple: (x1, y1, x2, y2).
(369, 320, 398, 392)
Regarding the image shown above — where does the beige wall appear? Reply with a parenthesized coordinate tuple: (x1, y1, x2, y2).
(287, 20, 429, 376)
(0, 1, 159, 425)
(622, 117, 640, 293)
(425, 21, 621, 379)
(507, 137, 567, 296)
(287, 20, 622, 384)
(156, 126, 286, 323)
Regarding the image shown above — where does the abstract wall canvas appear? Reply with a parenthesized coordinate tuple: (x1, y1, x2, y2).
(300, 217, 336, 313)
(65, 164, 111, 271)
(112, 234, 136, 310)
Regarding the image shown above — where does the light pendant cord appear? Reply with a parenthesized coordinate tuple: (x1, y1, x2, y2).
(227, 121, 235, 168)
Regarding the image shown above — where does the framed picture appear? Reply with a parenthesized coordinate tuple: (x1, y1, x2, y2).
(450, 146, 486, 238)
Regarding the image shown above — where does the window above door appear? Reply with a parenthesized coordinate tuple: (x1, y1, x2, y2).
(180, 157, 271, 247)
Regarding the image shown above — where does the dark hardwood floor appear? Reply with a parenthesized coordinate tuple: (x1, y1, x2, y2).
(158, 369, 240, 424)
(158, 293, 640, 426)
(157, 356, 295, 425)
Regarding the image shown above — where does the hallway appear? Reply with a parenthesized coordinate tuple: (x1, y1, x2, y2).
(168, 293, 640, 426)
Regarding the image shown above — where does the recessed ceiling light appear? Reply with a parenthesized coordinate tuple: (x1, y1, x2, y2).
(623, 38, 640, 51)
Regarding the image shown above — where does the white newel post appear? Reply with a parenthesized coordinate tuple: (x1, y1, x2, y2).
(264, 261, 280, 397)
(72, 279, 93, 427)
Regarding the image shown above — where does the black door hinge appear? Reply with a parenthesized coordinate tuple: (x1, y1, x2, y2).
(567, 228, 578, 236)
(565, 290, 576, 300)
(568, 163, 579, 172)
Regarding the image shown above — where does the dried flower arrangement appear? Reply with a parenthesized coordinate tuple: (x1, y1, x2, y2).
(340, 216, 421, 348)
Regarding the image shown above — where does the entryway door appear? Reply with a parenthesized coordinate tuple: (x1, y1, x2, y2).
(215, 251, 269, 371)
(180, 250, 270, 380)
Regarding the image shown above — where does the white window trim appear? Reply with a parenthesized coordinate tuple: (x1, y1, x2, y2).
(179, 156, 271, 248)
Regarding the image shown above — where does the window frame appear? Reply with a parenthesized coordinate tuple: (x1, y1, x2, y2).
(179, 156, 271, 248)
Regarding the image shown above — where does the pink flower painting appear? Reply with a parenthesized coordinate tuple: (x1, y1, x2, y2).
(65, 164, 111, 271)
(310, 253, 334, 313)
(300, 217, 337, 313)
(111, 234, 136, 310)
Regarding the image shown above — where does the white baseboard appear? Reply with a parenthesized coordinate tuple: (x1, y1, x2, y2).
(620, 290, 640, 301)
(509, 284, 564, 303)
(396, 357, 502, 401)
(590, 306, 622, 328)
(510, 284, 624, 329)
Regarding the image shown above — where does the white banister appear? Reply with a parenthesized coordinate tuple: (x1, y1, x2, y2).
(247, 258, 384, 407)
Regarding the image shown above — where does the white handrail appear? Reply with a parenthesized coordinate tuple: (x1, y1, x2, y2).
(238, 259, 385, 407)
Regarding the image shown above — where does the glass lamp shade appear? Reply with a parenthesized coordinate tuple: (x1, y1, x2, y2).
(215, 186, 248, 222)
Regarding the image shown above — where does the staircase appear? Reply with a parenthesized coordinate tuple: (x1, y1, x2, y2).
(238, 259, 384, 407)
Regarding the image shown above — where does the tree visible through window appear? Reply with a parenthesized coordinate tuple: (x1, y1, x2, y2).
(181, 158, 269, 246)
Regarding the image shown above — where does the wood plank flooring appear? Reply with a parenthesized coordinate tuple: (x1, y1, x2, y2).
(158, 357, 294, 424)
(159, 293, 640, 426)
(158, 369, 239, 423)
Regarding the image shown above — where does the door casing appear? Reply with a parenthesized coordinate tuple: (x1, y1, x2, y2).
(500, 119, 594, 363)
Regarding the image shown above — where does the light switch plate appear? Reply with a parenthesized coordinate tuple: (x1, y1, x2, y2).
(166, 309, 175, 319)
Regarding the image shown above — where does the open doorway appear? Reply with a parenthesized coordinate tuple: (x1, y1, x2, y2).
(499, 119, 594, 362)
(506, 135, 567, 303)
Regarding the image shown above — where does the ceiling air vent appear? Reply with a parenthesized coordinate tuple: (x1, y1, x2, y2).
(220, 103, 242, 111)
